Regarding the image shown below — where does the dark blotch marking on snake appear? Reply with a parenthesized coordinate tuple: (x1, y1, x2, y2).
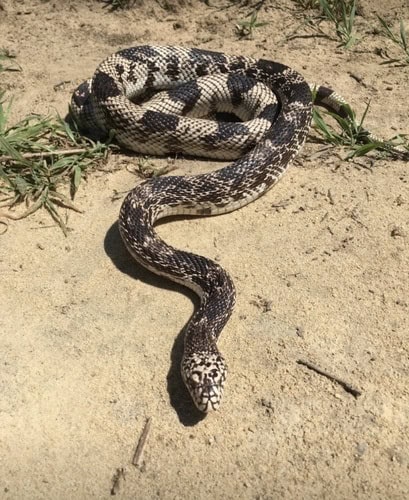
(165, 53, 182, 81)
(167, 80, 202, 115)
(145, 60, 161, 88)
(226, 73, 258, 106)
(257, 102, 280, 121)
(138, 110, 180, 132)
(92, 71, 122, 100)
(121, 45, 160, 62)
(202, 122, 249, 147)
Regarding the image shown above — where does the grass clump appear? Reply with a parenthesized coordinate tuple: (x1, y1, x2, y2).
(312, 93, 409, 160)
(0, 55, 110, 234)
(0, 61, 108, 234)
(290, 0, 358, 48)
(377, 17, 409, 66)
(236, 9, 269, 39)
(0, 102, 110, 234)
(319, 0, 357, 48)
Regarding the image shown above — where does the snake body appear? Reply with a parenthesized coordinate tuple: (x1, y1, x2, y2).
(71, 45, 364, 412)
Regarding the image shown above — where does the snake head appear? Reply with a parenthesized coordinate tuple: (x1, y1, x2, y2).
(181, 351, 227, 413)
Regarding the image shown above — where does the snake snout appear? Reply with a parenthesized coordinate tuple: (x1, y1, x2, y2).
(181, 352, 227, 413)
(195, 383, 224, 413)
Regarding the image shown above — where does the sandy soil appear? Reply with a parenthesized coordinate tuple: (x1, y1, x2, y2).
(1, 0, 408, 498)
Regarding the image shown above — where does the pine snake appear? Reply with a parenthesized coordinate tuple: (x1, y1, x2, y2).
(70, 45, 404, 413)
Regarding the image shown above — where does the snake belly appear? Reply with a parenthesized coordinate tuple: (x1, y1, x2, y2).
(71, 45, 314, 412)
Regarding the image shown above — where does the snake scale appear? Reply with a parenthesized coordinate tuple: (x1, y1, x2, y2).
(70, 45, 398, 413)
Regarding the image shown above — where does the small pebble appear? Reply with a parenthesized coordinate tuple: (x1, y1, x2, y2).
(391, 226, 405, 238)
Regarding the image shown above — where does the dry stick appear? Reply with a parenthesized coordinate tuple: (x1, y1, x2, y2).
(0, 218, 8, 235)
(110, 467, 125, 496)
(132, 417, 152, 468)
(297, 359, 362, 398)
(0, 148, 90, 162)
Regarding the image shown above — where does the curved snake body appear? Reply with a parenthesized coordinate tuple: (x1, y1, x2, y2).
(71, 45, 387, 412)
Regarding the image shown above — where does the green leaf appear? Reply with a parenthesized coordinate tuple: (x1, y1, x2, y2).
(73, 165, 82, 191)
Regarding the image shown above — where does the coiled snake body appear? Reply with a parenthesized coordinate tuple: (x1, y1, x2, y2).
(71, 45, 364, 412)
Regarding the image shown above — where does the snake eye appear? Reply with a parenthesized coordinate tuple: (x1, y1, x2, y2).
(191, 372, 201, 384)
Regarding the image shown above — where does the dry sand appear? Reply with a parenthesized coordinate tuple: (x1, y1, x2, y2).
(0, 0, 408, 498)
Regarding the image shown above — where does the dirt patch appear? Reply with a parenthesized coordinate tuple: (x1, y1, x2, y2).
(0, 0, 408, 498)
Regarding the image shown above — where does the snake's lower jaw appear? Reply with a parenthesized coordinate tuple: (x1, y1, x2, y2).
(190, 383, 224, 413)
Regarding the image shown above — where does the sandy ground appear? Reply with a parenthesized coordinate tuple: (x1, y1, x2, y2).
(1, 0, 408, 498)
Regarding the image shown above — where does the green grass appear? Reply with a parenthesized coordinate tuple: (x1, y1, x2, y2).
(290, 0, 358, 48)
(311, 92, 409, 159)
(0, 104, 110, 234)
(319, 0, 357, 48)
(377, 17, 409, 66)
(0, 57, 110, 234)
(236, 9, 269, 39)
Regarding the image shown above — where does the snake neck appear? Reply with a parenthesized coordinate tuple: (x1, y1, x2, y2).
(183, 264, 236, 353)
(119, 183, 237, 350)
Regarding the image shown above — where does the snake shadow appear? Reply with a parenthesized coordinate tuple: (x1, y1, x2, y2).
(104, 221, 206, 426)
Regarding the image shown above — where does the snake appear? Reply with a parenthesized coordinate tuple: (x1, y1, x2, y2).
(70, 45, 407, 413)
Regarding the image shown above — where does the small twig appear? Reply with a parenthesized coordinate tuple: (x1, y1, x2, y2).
(297, 359, 362, 398)
(110, 467, 125, 496)
(132, 417, 152, 468)
(0, 148, 90, 163)
(0, 218, 8, 235)
(53, 80, 72, 91)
